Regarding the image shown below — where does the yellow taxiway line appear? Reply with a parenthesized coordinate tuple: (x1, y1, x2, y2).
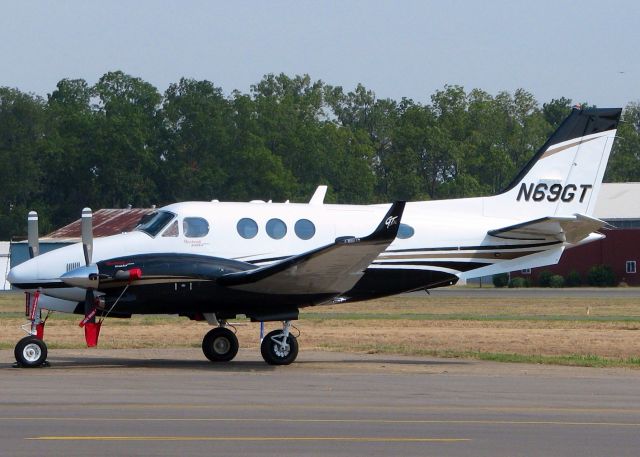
(28, 436, 470, 443)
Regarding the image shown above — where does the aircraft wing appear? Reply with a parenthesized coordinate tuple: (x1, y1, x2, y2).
(488, 214, 608, 244)
(218, 201, 405, 295)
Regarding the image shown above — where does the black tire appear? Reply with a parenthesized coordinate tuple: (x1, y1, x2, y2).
(14, 336, 48, 368)
(260, 330, 299, 365)
(202, 327, 239, 362)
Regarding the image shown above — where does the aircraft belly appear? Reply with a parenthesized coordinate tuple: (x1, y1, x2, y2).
(344, 268, 458, 301)
(101, 281, 336, 315)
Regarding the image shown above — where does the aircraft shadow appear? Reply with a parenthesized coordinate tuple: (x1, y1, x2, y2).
(3, 356, 469, 371)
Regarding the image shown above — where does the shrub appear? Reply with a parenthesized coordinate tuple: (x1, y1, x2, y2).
(549, 274, 565, 288)
(537, 270, 554, 287)
(492, 273, 509, 288)
(508, 277, 529, 288)
(565, 270, 582, 287)
(586, 265, 616, 287)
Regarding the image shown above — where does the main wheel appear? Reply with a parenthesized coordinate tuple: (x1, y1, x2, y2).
(14, 336, 48, 368)
(202, 327, 239, 362)
(260, 330, 299, 365)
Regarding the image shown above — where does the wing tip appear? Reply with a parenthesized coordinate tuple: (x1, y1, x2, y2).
(361, 201, 406, 243)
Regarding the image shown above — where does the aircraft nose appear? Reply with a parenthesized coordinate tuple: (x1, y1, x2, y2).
(6, 259, 38, 289)
(6, 267, 16, 285)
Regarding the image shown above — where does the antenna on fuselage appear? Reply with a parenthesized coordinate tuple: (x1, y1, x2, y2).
(309, 185, 327, 205)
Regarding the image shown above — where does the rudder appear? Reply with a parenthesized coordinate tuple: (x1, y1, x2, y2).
(484, 107, 622, 220)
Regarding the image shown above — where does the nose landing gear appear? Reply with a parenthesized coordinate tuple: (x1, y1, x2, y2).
(14, 336, 48, 368)
(14, 291, 49, 368)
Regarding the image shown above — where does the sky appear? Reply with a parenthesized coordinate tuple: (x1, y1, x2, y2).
(1, 0, 638, 107)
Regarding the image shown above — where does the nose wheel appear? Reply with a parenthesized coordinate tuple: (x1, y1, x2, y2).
(202, 327, 239, 362)
(14, 336, 48, 368)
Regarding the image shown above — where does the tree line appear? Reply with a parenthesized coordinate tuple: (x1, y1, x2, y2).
(1, 71, 639, 238)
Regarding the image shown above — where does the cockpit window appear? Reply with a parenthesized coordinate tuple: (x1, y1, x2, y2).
(162, 220, 179, 237)
(136, 211, 175, 237)
(183, 217, 210, 238)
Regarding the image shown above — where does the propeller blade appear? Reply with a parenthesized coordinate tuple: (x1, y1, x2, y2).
(81, 207, 93, 266)
(27, 211, 39, 258)
(84, 288, 96, 324)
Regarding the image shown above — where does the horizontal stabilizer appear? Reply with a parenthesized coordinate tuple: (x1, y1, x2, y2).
(218, 201, 406, 295)
(488, 214, 607, 244)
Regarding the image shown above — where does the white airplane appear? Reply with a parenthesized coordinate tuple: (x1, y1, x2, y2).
(7, 107, 622, 368)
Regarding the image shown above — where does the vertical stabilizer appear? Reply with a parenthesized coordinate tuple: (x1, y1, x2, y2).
(484, 107, 622, 220)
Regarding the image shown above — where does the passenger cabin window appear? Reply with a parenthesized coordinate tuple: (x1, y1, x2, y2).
(183, 217, 209, 238)
(136, 211, 175, 237)
(397, 223, 415, 239)
(294, 219, 315, 240)
(237, 218, 258, 239)
(162, 220, 179, 237)
(266, 218, 287, 239)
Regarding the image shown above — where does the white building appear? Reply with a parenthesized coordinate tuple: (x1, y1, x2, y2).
(1, 242, 10, 290)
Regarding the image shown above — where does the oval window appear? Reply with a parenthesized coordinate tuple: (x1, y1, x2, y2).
(237, 218, 258, 239)
(294, 219, 315, 240)
(266, 218, 287, 239)
(183, 217, 210, 238)
(397, 223, 415, 239)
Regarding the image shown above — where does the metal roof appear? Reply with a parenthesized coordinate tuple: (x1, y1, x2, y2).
(45, 208, 155, 239)
(594, 183, 640, 220)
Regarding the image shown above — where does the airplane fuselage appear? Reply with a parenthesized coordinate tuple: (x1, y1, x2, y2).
(9, 197, 579, 317)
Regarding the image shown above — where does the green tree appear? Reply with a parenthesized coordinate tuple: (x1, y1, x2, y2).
(41, 79, 97, 225)
(0, 88, 47, 238)
(542, 97, 573, 128)
(605, 102, 640, 182)
(159, 78, 234, 202)
(91, 71, 162, 208)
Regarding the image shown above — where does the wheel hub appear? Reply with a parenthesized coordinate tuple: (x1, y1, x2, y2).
(213, 337, 231, 355)
(23, 343, 41, 362)
(271, 336, 290, 357)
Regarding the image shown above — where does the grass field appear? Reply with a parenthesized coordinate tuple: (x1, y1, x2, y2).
(2, 290, 640, 368)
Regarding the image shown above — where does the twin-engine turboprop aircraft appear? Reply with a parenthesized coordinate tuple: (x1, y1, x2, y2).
(7, 107, 622, 367)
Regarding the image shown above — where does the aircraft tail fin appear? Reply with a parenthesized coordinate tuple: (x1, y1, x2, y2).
(484, 107, 622, 220)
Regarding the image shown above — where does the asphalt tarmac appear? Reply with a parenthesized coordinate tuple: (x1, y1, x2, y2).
(1, 348, 640, 456)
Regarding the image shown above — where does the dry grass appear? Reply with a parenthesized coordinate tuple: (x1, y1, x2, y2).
(2, 291, 640, 365)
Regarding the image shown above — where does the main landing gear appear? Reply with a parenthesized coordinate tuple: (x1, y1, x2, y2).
(200, 317, 299, 365)
(202, 326, 239, 362)
(201, 314, 240, 362)
(260, 321, 299, 366)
